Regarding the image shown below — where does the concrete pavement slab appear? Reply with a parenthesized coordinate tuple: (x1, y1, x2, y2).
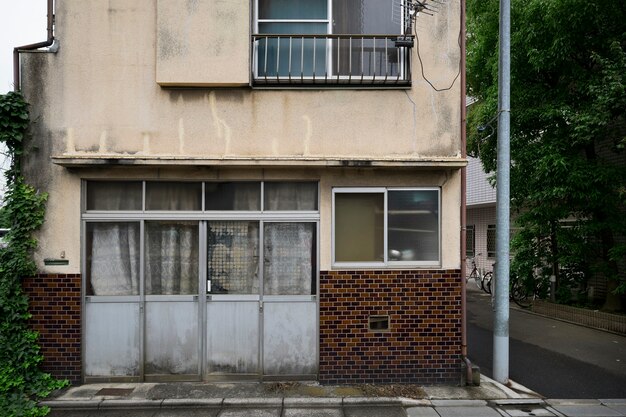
(40, 399, 102, 409)
(343, 406, 408, 417)
(602, 400, 626, 406)
(342, 397, 402, 405)
(99, 399, 163, 408)
(156, 409, 220, 417)
(217, 408, 281, 417)
(435, 405, 502, 417)
(605, 406, 626, 416)
(161, 398, 223, 408)
(490, 399, 546, 406)
(50, 411, 160, 417)
(283, 408, 343, 417)
(431, 400, 488, 406)
(549, 405, 623, 417)
(406, 406, 440, 417)
(283, 397, 343, 407)
(548, 400, 603, 406)
(501, 406, 556, 417)
(222, 398, 283, 407)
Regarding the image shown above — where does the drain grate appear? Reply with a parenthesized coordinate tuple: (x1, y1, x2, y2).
(96, 388, 134, 397)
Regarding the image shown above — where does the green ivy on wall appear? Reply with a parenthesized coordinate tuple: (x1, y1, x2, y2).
(0, 92, 68, 417)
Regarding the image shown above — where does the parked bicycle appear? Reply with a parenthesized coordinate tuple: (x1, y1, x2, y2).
(467, 254, 493, 293)
(488, 269, 542, 308)
(466, 254, 482, 289)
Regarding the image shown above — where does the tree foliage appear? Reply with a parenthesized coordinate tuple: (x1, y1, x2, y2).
(466, 0, 626, 310)
(0, 92, 67, 416)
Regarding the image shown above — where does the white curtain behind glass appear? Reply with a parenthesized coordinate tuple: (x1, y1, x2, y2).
(264, 183, 317, 211)
(207, 222, 259, 294)
(145, 222, 199, 295)
(89, 223, 140, 296)
(263, 223, 314, 295)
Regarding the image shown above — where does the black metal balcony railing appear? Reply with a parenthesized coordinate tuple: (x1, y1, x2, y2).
(251, 34, 413, 87)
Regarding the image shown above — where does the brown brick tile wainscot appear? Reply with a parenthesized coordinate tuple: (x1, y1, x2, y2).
(319, 270, 462, 384)
(23, 274, 81, 384)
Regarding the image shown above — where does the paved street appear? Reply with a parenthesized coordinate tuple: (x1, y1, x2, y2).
(467, 286, 626, 398)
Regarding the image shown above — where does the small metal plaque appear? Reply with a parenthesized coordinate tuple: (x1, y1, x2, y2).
(43, 258, 69, 266)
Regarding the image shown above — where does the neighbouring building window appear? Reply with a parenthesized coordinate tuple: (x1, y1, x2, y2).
(487, 224, 496, 258)
(333, 187, 440, 266)
(466, 225, 475, 258)
(84, 181, 319, 297)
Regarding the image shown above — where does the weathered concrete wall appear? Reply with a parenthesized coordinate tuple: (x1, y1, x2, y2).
(22, 0, 462, 162)
(156, 0, 250, 86)
(21, 166, 460, 273)
(19, 0, 463, 273)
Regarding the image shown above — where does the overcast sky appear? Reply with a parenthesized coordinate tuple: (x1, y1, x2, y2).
(0, 1, 47, 198)
(0, 1, 47, 94)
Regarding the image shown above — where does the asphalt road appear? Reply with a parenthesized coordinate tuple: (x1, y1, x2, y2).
(467, 286, 626, 398)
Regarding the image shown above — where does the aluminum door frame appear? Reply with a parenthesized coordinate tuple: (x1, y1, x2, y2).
(82, 219, 204, 383)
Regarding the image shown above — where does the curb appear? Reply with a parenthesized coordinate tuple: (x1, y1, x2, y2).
(41, 396, 418, 410)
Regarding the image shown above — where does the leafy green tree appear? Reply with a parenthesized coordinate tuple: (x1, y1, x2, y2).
(0, 92, 67, 416)
(466, 0, 626, 310)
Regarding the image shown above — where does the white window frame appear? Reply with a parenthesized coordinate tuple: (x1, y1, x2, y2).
(332, 187, 441, 268)
(82, 180, 321, 299)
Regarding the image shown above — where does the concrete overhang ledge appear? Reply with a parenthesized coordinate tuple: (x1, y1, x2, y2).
(51, 155, 467, 169)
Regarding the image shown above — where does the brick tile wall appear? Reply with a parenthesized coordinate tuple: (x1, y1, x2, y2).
(319, 270, 462, 384)
(22, 274, 81, 384)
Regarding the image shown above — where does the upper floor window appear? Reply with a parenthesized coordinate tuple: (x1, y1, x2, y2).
(253, 0, 413, 87)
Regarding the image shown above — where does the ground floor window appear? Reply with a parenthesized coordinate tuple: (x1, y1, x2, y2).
(83, 180, 319, 297)
(332, 187, 440, 267)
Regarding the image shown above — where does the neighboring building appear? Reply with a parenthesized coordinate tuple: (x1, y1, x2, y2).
(466, 156, 496, 276)
(17, 0, 466, 384)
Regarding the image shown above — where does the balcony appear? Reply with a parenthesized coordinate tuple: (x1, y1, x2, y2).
(251, 34, 413, 87)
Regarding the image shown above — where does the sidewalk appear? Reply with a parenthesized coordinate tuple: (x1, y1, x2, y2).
(42, 376, 626, 416)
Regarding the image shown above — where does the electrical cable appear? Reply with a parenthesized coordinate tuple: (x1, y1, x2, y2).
(412, 6, 462, 92)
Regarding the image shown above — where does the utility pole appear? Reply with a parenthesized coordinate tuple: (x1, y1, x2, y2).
(493, 0, 511, 384)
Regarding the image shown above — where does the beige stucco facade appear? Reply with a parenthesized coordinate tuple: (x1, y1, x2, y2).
(19, 0, 464, 274)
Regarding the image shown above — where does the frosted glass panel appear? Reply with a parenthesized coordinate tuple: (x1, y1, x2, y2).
(87, 222, 140, 296)
(333, 0, 399, 34)
(264, 182, 318, 211)
(207, 221, 260, 294)
(145, 221, 199, 295)
(264, 223, 315, 295)
(87, 181, 142, 211)
(335, 193, 384, 262)
(145, 182, 202, 211)
(205, 182, 261, 211)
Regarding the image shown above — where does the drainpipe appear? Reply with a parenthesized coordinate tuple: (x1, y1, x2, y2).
(13, 0, 56, 92)
(459, 0, 474, 385)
